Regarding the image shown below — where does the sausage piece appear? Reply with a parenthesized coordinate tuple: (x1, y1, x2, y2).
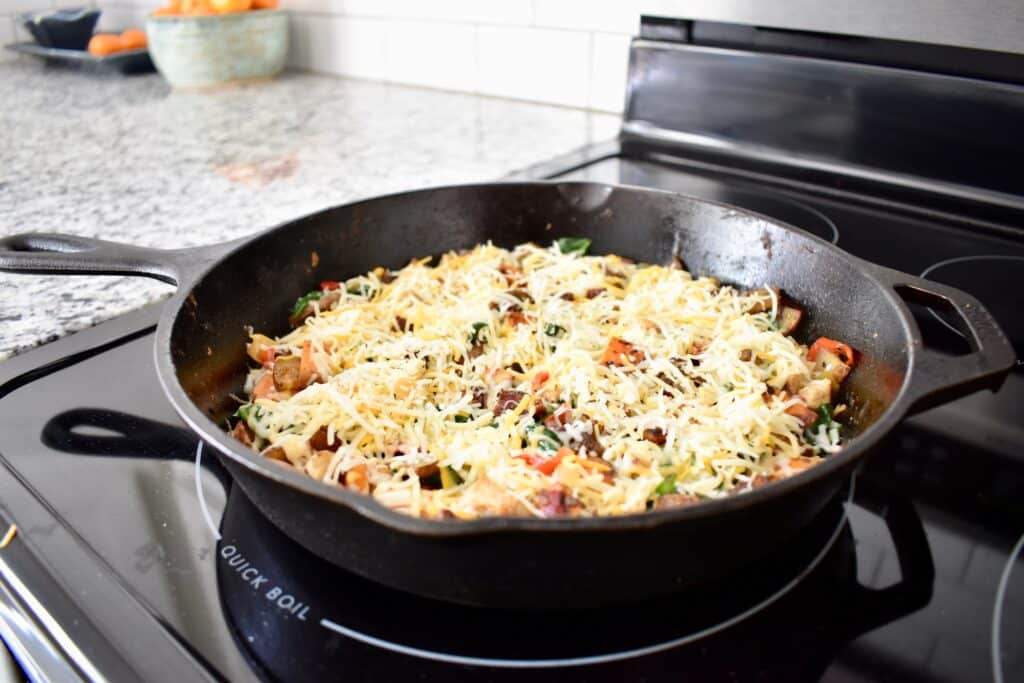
(309, 425, 338, 451)
(493, 389, 526, 415)
(579, 429, 605, 457)
(642, 427, 667, 446)
(273, 355, 303, 391)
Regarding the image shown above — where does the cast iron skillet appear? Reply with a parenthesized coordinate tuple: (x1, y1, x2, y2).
(0, 182, 1014, 608)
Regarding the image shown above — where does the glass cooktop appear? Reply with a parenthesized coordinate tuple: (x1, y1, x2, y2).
(1, 150, 1023, 682)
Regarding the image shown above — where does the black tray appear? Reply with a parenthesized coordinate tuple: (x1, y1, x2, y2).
(4, 41, 154, 74)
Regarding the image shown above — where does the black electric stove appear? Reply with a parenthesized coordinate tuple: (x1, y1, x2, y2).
(2, 16, 1024, 683)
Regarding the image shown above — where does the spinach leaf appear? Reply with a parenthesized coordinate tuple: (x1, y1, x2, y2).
(291, 290, 323, 317)
(655, 473, 677, 495)
(556, 237, 591, 255)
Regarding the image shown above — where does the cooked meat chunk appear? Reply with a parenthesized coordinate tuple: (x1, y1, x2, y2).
(813, 349, 852, 388)
(342, 464, 370, 494)
(579, 429, 605, 457)
(463, 474, 529, 516)
(261, 445, 289, 463)
(471, 386, 488, 408)
(308, 425, 338, 451)
(493, 390, 526, 415)
(784, 401, 818, 428)
(798, 378, 832, 410)
(745, 287, 780, 314)
(642, 427, 667, 446)
(777, 304, 804, 335)
(738, 348, 753, 362)
(654, 493, 701, 509)
(537, 487, 580, 517)
(273, 355, 303, 391)
(585, 287, 606, 299)
(230, 420, 254, 448)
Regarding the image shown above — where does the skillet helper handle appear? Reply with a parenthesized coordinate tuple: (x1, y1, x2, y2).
(0, 232, 203, 286)
(867, 261, 1016, 414)
(839, 478, 935, 637)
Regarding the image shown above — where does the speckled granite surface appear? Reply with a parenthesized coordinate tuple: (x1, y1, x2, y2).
(0, 61, 618, 359)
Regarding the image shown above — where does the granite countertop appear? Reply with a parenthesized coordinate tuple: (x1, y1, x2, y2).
(0, 61, 618, 360)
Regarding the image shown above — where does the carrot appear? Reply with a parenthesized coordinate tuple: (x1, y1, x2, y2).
(601, 337, 645, 366)
(531, 371, 550, 391)
(808, 337, 855, 366)
(299, 340, 317, 384)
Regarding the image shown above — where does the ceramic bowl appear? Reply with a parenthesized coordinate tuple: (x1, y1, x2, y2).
(145, 10, 288, 88)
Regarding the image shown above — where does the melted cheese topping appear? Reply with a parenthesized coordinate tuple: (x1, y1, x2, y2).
(238, 241, 843, 519)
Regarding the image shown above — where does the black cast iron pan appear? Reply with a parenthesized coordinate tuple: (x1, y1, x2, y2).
(0, 182, 1014, 608)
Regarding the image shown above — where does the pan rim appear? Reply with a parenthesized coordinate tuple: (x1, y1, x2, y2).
(155, 180, 917, 537)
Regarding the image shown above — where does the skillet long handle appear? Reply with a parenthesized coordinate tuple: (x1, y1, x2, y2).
(866, 261, 1016, 413)
(0, 232, 229, 287)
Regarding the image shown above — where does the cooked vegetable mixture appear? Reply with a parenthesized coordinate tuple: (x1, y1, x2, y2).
(230, 239, 855, 519)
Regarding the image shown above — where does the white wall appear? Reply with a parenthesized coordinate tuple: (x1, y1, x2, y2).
(8, 1, 1024, 112)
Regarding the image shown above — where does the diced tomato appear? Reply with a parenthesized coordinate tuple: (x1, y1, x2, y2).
(516, 447, 571, 475)
(320, 280, 341, 291)
(808, 337, 855, 366)
(531, 371, 550, 391)
(259, 347, 275, 367)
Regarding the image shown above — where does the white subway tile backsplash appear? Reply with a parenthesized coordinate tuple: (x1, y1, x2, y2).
(478, 26, 590, 108)
(589, 32, 630, 112)
(294, 15, 392, 81)
(387, 20, 476, 92)
(280, 2, 642, 111)
(533, 0, 640, 35)
(293, 0, 533, 24)
(94, 4, 148, 30)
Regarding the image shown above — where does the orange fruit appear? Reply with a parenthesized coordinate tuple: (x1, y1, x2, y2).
(119, 29, 147, 50)
(151, 0, 181, 15)
(87, 34, 123, 57)
(252, 0, 279, 8)
(210, 0, 252, 12)
(181, 0, 215, 14)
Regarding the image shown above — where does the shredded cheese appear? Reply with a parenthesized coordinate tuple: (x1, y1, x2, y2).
(236, 241, 847, 519)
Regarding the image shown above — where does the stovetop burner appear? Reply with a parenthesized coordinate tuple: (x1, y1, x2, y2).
(216, 482, 860, 679)
(921, 255, 1024, 363)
